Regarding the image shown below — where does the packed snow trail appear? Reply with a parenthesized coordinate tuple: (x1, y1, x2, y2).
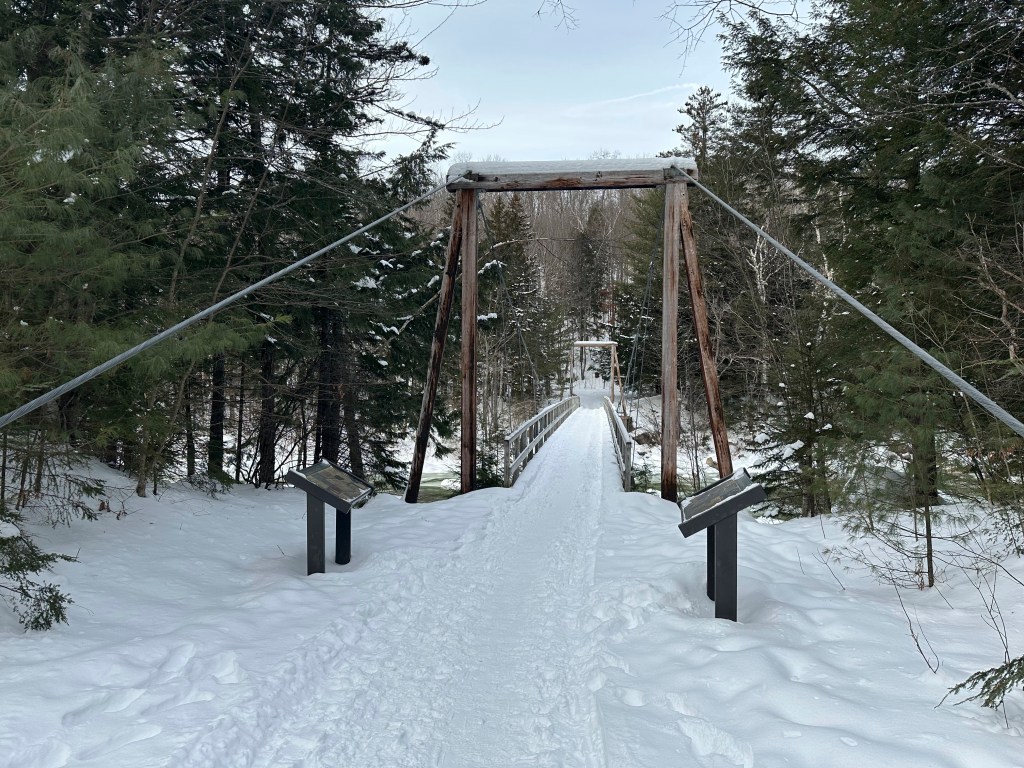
(6, 394, 1024, 767)
(177, 393, 618, 768)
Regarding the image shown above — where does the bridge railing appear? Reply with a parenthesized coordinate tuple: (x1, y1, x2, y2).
(503, 396, 580, 487)
(603, 397, 633, 491)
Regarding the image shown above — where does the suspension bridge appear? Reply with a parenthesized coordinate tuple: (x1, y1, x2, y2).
(3, 156, 1023, 622)
(4, 158, 1024, 767)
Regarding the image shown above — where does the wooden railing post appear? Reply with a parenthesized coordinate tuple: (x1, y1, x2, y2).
(503, 437, 512, 487)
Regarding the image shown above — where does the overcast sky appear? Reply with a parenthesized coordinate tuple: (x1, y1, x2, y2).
(381, 0, 731, 163)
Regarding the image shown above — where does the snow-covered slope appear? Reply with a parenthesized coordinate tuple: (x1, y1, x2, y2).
(1, 393, 1022, 767)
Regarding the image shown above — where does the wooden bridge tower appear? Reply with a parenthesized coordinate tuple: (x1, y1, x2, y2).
(404, 158, 733, 514)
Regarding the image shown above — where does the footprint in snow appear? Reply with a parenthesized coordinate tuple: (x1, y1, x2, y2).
(618, 687, 646, 707)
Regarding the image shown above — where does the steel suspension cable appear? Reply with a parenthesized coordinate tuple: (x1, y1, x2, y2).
(690, 176, 1024, 440)
(0, 181, 449, 431)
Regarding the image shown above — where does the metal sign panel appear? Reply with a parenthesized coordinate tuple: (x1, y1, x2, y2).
(287, 460, 373, 510)
(678, 469, 767, 537)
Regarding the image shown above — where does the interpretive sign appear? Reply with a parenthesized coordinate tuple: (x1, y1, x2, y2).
(678, 468, 766, 622)
(678, 469, 766, 538)
(288, 461, 373, 510)
(286, 461, 373, 575)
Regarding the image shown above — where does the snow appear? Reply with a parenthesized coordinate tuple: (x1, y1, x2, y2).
(2, 393, 1023, 767)
(804, 411, 815, 419)
(0, 522, 20, 539)
(781, 439, 805, 460)
(477, 312, 498, 321)
(353, 276, 379, 290)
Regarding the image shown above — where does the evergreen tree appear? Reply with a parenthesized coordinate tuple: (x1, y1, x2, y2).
(0, 0, 447, 626)
(719, 0, 1024, 702)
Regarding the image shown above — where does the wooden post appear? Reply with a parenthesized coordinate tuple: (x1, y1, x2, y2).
(460, 190, 480, 493)
(405, 192, 469, 503)
(679, 183, 737, 621)
(661, 182, 682, 503)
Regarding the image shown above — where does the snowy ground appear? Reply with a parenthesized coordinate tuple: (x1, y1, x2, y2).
(2, 390, 1024, 767)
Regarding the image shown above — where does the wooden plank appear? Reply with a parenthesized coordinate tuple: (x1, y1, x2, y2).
(446, 159, 697, 193)
(661, 182, 682, 503)
(446, 168, 696, 193)
(460, 190, 480, 494)
(679, 182, 737, 620)
(404, 192, 467, 503)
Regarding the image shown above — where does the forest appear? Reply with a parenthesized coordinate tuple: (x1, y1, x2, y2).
(1, 0, 1022, 706)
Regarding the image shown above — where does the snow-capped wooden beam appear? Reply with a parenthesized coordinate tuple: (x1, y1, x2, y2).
(445, 157, 698, 192)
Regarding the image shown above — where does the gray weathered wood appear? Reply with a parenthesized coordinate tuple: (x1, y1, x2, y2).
(661, 182, 683, 503)
(460, 190, 480, 494)
(405, 192, 468, 503)
(446, 158, 697, 193)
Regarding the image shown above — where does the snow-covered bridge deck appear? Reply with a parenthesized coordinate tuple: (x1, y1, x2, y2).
(180, 389, 622, 766)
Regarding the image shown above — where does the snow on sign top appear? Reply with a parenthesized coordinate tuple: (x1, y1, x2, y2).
(445, 157, 698, 192)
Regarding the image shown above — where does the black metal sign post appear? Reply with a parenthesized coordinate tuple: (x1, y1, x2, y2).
(286, 460, 373, 575)
(678, 469, 766, 621)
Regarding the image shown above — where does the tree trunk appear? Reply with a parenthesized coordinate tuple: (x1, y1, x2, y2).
(923, 501, 935, 588)
(798, 447, 816, 517)
(814, 440, 833, 515)
(911, 420, 939, 588)
(184, 378, 196, 477)
(135, 425, 149, 498)
(340, 341, 365, 478)
(315, 310, 341, 464)
(911, 426, 940, 504)
(208, 353, 226, 477)
(342, 382, 364, 478)
(235, 359, 245, 482)
(1, 430, 7, 510)
(256, 340, 277, 488)
(57, 391, 79, 442)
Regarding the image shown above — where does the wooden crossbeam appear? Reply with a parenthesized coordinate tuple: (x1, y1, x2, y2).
(446, 158, 697, 193)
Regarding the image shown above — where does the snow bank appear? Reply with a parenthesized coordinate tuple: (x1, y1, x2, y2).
(1, 404, 1022, 767)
